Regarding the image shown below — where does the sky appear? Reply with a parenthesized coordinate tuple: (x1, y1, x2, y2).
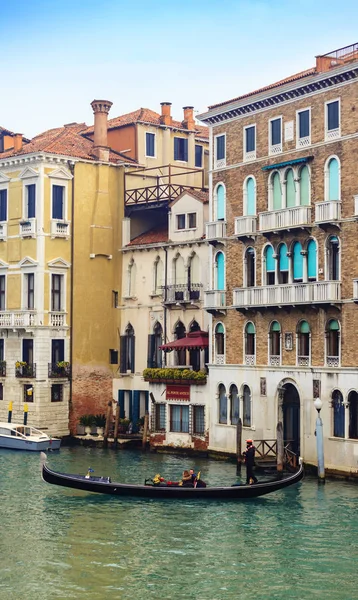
(1, 0, 358, 138)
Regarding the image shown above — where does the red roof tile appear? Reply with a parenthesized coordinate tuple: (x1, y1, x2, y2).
(128, 224, 168, 246)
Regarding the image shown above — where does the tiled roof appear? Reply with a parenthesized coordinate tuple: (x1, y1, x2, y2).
(0, 123, 136, 163)
(83, 107, 209, 139)
(208, 67, 317, 109)
(0, 126, 30, 143)
(187, 189, 209, 204)
(128, 224, 168, 246)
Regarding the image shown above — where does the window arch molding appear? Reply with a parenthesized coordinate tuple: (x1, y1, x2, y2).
(298, 163, 311, 206)
(325, 318, 341, 367)
(214, 321, 225, 364)
(213, 182, 226, 221)
(262, 243, 275, 286)
(324, 155, 341, 202)
(243, 246, 256, 288)
(243, 321, 256, 365)
(243, 175, 257, 216)
(153, 255, 164, 295)
(331, 388, 345, 438)
(268, 169, 283, 211)
(214, 250, 225, 290)
(228, 383, 240, 426)
(240, 382, 252, 427)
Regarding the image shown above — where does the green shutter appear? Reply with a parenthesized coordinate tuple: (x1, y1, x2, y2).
(272, 321, 281, 332)
(299, 321, 310, 333)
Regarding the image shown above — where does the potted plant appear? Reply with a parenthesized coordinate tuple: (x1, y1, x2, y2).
(79, 414, 95, 436)
(118, 418, 130, 434)
(94, 414, 106, 437)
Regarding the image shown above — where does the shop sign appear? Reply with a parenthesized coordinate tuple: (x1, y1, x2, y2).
(166, 384, 190, 401)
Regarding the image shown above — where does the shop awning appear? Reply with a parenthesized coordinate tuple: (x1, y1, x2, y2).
(262, 156, 313, 171)
(160, 330, 209, 352)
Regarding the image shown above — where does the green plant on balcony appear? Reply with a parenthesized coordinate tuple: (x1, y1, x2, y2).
(143, 367, 206, 383)
(57, 361, 70, 369)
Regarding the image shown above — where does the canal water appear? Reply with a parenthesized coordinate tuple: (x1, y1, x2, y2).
(0, 447, 357, 600)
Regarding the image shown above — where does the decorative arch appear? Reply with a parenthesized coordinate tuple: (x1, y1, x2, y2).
(153, 256, 164, 294)
(332, 389, 345, 438)
(229, 383, 240, 425)
(285, 168, 296, 208)
(299, 164, 310, 206)
(244, 321, 255, 364)
(214, 250, 225, 290)
(214, 182, 226, 221)
(218, 383, 227, 424)
(263, 243, 275, 285)
(324, 155, 341, 202)
(243, 175, 256, 216)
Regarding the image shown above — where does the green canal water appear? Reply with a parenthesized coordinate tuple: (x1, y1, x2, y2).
(0, 447, 357, 600)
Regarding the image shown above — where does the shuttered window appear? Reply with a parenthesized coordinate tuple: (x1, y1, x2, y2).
(298, 110, 310, 139)
(270, 118, 281, 146)
(216, 135, 225, 161)
(327, 100, 339, 131)
(174, 137, 188, 161)
(26, 184, 36, 218)
(0, 189, 7, 222)
(293, 242, 303, 281)
(245, 126, 255, 153)
(195, 145, 203, 167)
(52, 185, 64, 219)
(146, 133, 155, 157)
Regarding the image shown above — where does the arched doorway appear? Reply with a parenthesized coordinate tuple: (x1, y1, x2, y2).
(281, 382, 301, 457)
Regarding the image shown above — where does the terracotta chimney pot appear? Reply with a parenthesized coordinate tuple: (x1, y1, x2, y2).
(90, 99, 113, 161)
(160, 102, 172, 126)
(13, 133, 23, 152)
(182, 106, 195, 131)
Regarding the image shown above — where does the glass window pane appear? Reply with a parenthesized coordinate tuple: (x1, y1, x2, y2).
(216, 135, 225, 160)
(327, 101, 339, 130)
(271, 119, 281, 146)
(299, 110, 310, 138)
(246, 126, 255, 152)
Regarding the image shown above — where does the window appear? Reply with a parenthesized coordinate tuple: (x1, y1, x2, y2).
(245, 322, 255, 362)
(146, 132, 155, 157)
(245, 247, 255, 288)
(264, 245, 275, 286)
(188, 253, 200, 300)
(332, 390, 345, 438)
(326, 157, 340, 201)
(293, 242, 303, 282)
(269, 321, 281, 364)
(272, 171, 282, 210)
(218, 384, 227, 424)
(215, 251, 225, 291)
(307, 239, 317, 281)
(244, 177, 256, 216)
(215, 134, 226, 167)
(215, 183, 225, 220)
(278, 243, 289, 284)
(174, 137, 188, 162)
(0, 383, 3, 400)
(0, 275, 5, 310)
(153, 257, 163, 294)
(297, 321, 310, 366)
(24, 384, 34, 403)
(188, 213, 197, 229)
(348, 391, 358, 439)
(193, 405, 205, 435)
(51, 384, 63, 403)
(215, 323, 225, 358)
(195, 145, 203, 167)
(25, 184, 36, 218)
(25, 273, 34, 309)
(326, 319, 340, 367)
(112, 290, 119, 308)
(52, 185, 64, 219)
(177, 214, 186, 230)
(109, 349, 118, 364)
(285, 169, 296, 208)
(243, 385, 251, 427)
(230, 385, 239, 425)
(120, 323, 135, 373)
(326, 100, 340, 139)
(147, 322, 163, 368)
(174, 320, 186, 366)
(170, 404, 189, 433)
(299, 165, 310, 206)
(127, 259, 136, 297)
(52, 339, 64, 364)
(51, 274, 63, 311)
(297, 109, 310, 147)
(153, 403, 166, 431)
(0, 189, 7, 221)
(244, 125, 256, 159)
(269, 118, 282, 154)
(327, 236, 339, 281)
(0, 339, 4, 362)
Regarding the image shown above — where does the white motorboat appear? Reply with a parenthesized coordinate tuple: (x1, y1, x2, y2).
(0, 422, 61, 451)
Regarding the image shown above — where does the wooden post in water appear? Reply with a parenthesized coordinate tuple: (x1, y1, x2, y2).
(276, 421, 284, 473)
(236, 418, 242, 475)
(113, 402, 120, 449)
(103, 401, 112, 448)
(142, 411, 149, 451)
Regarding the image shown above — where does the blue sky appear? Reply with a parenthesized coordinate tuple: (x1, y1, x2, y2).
(1, 0, 358, 137)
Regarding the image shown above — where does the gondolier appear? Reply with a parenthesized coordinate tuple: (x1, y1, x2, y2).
(244, 439, 258, 485)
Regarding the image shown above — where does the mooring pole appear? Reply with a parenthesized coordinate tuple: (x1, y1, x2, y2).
(276, 421, 284, 473)
(113, 401, 120, 449)
(142, 411, 149, 451)
(24, 403, 28, 426)
(236, 418, 242, 475)
(8, 401, 12, 423)
(314, 398, 325, 484)
(103, 400, 112, 448)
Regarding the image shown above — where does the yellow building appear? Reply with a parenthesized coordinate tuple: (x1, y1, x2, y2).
(0, 102, 132, 435)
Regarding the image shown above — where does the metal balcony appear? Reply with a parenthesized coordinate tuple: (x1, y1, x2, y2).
(163, 284, 202, 304)
(48, 362, 71, 378)
(15, 362, 36, 378)
(233, 281, 341, 310)
(259, 206, 312, 233)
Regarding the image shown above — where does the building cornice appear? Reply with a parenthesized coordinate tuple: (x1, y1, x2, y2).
(198, 63, 358, 125)
(120, 238, 207, 253)
(0, 151, 133, 169)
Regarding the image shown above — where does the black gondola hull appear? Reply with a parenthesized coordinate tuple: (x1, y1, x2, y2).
(42, 462, 304, 499)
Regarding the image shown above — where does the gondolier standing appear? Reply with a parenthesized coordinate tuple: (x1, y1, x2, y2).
(244, 439, 258, 485)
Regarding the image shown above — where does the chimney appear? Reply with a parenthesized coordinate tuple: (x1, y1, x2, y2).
(13, 133, 23, 152)
(160, 102, 172, 126)
(182, 106, 195, 131)
(90, 99, 113, 161)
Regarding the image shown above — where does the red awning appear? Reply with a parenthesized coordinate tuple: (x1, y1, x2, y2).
(159, 330, 209, 352)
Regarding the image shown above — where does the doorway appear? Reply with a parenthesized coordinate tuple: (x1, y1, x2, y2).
(282, 383, 301, 457)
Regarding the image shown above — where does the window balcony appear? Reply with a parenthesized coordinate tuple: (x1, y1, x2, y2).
(0, 310, 36, 328)
(327, 356, 340, 368)
(49, 312, 67, 327)
(269, 143, 282, 156)
(325, 127, 340, 141)
(15, 362, 36, 378)
(215, 354, 225, 365)
(259, 206, 312, 233)
(269, 355, 281, 367)
(235, 216, 257, 238)
(205, 221, 226, 244)
(315, 201, 341, 225)
(48, 362, 71, 378)
(233, 281, 341, 310)
(163, 284, 202, 305)
(204, 290, 226, 313)
(0, 223, 7, 240)
(244, 354, 255, 366)
(51, 220, 70, 238)
(19, 218, 36, 238)
(298, 356, 310, 367)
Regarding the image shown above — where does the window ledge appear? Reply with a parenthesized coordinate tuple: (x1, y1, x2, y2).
(119, 372, 133, 378)
(122, 295, 137, 300)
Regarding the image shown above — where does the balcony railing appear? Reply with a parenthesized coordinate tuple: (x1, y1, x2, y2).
(327, 356, 340, 368)
(244, 354, 255, 366)
(48, 362, 71, 378)
(0, 361, 6, 376)
(204, 290, 226, 310)
(206, 221, 226, 242)
(15, 362, 36, 378)
(51, 220, 70, 238)
(49, 312, 67, 327)
(269, 355, 281, 366)
(163, 284, 202, 304)
(259, 206, 311, 232)
(19, 219, 36, 237)
(315, 200, 341, 224)
(0, 311, 36, 328)
(215, 354, 225, 365)
(235, 216, 257, 237)
(233, 281, 341, 308)
(298, 356, 310, 367)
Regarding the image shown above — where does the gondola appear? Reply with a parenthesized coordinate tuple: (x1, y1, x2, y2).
(41, 456, 304, 499)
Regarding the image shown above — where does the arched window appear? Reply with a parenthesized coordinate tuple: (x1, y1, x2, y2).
(188, 253, 200, 300)
(264, 245, 275, 285)
(327, 157, 340, 201)
(153, 322, 163, 368)
(215, 251, 225, 290)
(127, 259, 136, 297)
(215, 323, 225, 362)
(230, 384, 239, 425)
(243, 385, 251, 427)
(189, 320, 200, 371)
(299, 165, 310, 206)
(174, 255, 185, 300)
(348, 391, 358, 439)
(326, 235, 339, 281)
(218, 384, 227, 424)
(245, 177, 256, 216)
(293, 241, 303, 282)
(272, 172, 282, 210)
(120, 323, 135, 373)
(216, 184, 225, 220)
(326, 319, 340, 367)
(332, 389, 345, 438)
(153, 257, 163, 294)
(285, 169, 296, 208)
(269, 321, 281, 365)
(297, 320, 310, 366)
(174, 321, 186, 366)
(307, 239, 317, 281)
(245, 247, 255, 287)
(245, 322, 255, 364)
(278, 243, 289, 284)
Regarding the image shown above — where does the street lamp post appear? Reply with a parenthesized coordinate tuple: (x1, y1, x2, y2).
(314, 397, 325, 483)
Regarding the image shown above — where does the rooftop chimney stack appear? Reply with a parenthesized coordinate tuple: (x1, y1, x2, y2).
(160, 102, 172, 126)
(90, 99, 113, 161)
(13, 133, 23, 153)
(182, 106, 195, 131)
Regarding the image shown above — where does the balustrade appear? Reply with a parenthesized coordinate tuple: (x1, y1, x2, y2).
(233, 281, 341, 308)
(315, 200, 341, 223)
(204, 290, 226, 309)
(235, 216, 257, 236)
(206, 221, 226, 241)
(259, 206, 311, 232)
(0, 311, 36, 327)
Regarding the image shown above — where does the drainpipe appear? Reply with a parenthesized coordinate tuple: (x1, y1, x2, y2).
(163, 246, 168, 366)
(68, 161, 75, 423)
